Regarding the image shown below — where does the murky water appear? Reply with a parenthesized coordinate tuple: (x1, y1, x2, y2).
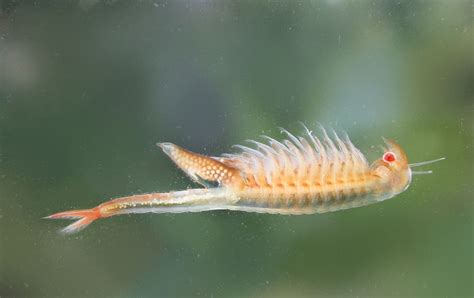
(0, 1, 472, 297)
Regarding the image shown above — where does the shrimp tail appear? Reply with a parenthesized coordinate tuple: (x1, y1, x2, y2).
(45, 207, 102, 235)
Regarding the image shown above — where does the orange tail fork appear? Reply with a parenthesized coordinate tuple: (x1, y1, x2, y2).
(45, 207, 102, 235)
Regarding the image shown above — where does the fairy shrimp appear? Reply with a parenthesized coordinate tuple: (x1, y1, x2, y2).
(46, 124, 444, 234)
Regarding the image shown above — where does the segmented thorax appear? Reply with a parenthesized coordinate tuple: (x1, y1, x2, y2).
(220, 127, 376, 202)
(159, 126, 382, 212)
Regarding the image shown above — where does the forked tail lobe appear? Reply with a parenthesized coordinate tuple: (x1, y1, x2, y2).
(45, 207, 102, 235)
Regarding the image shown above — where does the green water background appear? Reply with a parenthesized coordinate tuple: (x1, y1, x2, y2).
(0, 1, 472, 297)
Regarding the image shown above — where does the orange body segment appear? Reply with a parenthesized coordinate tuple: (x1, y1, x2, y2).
(157, 143, 241, 186)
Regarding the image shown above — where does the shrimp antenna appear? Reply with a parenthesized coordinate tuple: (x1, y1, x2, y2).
(411, 170, 433, 175)
(409, 157, 445, 168)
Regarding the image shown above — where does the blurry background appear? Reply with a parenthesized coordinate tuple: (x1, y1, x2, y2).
(0, 0, 472, 297)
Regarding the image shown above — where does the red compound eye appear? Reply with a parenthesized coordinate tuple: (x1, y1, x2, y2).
(383, 152, 396, 163)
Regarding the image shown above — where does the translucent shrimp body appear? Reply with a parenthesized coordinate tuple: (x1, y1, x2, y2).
(46, 125, 443, 234)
